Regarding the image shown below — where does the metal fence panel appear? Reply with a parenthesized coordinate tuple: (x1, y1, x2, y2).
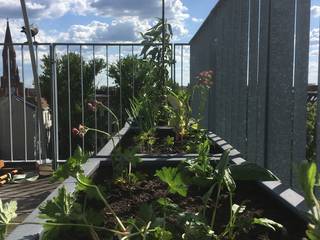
(292, 0, 310, 187)
(266, 0, 295, 184)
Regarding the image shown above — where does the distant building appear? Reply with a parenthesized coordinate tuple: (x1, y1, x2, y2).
(0, 20, 51, 161)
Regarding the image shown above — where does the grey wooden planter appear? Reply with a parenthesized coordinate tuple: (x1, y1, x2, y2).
(6, 124, 309, 240)
(6, 123, 131, 240)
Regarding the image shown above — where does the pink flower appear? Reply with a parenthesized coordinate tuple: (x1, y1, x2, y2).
(197, 70, 214, 88)
(88, 100, 103, 112)
(72, 128, 80, 136)
(88, 102, 97, 112)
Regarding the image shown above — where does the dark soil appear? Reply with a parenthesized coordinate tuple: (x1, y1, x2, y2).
(95, 165, 307, 240)
(121, 128, 220, 155)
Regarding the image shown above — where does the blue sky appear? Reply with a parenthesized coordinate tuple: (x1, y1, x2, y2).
(0, 0, 319, 85)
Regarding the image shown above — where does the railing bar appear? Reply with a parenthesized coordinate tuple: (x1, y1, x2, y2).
(93, 45, 97, 154)
(119, 46, 123, 125)
(21, 45, 28, 162)
(106, 46, 111, 133)
(80, 45, 84, 150)
(53, 45, 59, 167)
(0, 42, 190, 46)
(170, 43, 173, 81)
(35, 44, 42, 160)
(67, 45, 72, 157)
(132, 45, 135, 98)
(173, 44, 176, 83)
(7, 47, 13, 162)
(181, 45, 184, 87)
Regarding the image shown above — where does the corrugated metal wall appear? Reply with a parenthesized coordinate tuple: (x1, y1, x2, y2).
(190, 0, 310, 188)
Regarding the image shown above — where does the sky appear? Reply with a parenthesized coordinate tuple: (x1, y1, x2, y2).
(0, 0, 319, 86)
(0, 0, 217, 43)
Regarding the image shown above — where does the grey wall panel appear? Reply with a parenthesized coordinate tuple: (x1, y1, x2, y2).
(237, 0, 250, 154)
(292, 0, 309, 187)
(247, 0, 260, 163)
(266, 0, 295, 185)
(214, 6, 224, 137)
(256, 0, 270, 168)
(224, 0, 233, 143)
(230, 0, 241, 149)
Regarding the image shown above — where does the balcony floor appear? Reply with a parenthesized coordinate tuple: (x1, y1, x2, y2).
(0, 177, 59, 232)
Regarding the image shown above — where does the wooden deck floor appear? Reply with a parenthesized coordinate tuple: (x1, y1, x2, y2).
(0, 177, 60, 223)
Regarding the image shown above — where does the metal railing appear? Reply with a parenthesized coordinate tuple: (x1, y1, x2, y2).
(0, 42, 190, 164)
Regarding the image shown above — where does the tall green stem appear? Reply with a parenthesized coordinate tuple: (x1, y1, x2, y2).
(211, 182, 222, 229)
(76, 173, 126, 232)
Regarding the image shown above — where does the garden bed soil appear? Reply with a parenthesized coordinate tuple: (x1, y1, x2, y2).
(89, 163, 306, 240)
(121, 127, 221, 155)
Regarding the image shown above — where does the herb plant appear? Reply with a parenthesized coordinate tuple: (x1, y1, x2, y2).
(299, 160, 320, 239)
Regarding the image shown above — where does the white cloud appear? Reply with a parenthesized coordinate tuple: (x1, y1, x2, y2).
(0, 0, 73, 19)
(310, 49, 319, 57)
(310, 28, 319, 47)
(90, 0, 190, 37)
(56, 18, 150, 43)
(311, 6, 320, 17)
(191, 17, 203, 23)
(309, 61, 318, 84)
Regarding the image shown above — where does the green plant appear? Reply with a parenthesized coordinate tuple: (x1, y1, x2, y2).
(108, 55, 156, 119)
(307, 102, 317, 161)
(299, 160, 320, 239)
(127, 96, 157, 133)
(137, 130, 157, 153)
(155, 167, 188, 197)
(163, 136, 175, 152)
(0, 200, 17, 239)
(185, 139, 213, 180)
(112, 147, 142, 185)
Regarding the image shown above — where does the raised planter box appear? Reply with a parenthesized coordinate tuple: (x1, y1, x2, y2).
(6, 123, 309, 240)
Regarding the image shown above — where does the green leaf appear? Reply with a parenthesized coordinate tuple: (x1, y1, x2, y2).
(39, 186, 78, 221)
(52, 146, 89, 181)
(0, 199, 17, 224)
(155, 167, 188, 197)
(229, 162, 279, 181)
(252, 218, 283, 231)
(223, 169, 236, 192)
(299, 160, 317, 207)
(153, 227, 173, 240)
(0, 200, 17, 240)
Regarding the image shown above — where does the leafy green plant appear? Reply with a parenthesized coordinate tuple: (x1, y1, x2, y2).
(155, 167, 188, 197)
(163, 136, 175, 152)
(299, 160, 320, 240)
(0, 200, 17, 239)
(307, 102, 317, 161)
(127, 96, 157, 133)
(185, 139, 213, 180)
(137, 130, 157, 153)
(166, 87, 192, 140)
(112, 147, 142, 185)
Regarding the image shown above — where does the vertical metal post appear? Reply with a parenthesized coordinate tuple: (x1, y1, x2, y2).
(162, 0, 165, 87)
(132, 45, 135, 98)
(171, 43, 174, 81)
(35, 44, 42, 160)
(50, 44, 59, 168)
(22, 45, 28, 161)
(93, 45, 97, 153)
(119, 46, 123, 125)
(106, 45, 111, 133)
(20, 0, 44, 161)
(173, 44, 176, 83)
(80, 45, 85, 149)
(181, 45, 184, 87)
(67, 45, 72, 157)
(7, 48, 13, 162)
